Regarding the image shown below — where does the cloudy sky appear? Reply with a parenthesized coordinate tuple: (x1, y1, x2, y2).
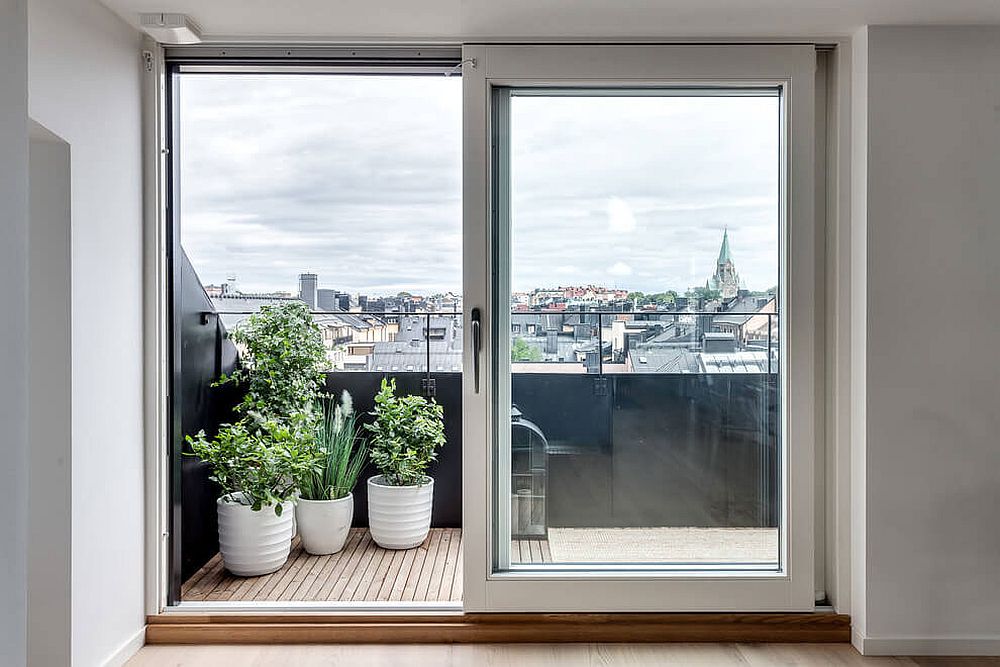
(179, 75, 778, 296)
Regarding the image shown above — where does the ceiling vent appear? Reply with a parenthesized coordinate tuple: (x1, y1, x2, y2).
(139, 13, 202, 44)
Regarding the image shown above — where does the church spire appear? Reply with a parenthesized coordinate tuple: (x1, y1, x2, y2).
(708, 229, 740, 299)
(717, 228, 732, 266)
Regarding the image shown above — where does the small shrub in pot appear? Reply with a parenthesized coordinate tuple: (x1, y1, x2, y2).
(364, 378, 446, 549)
(187, 415, 321, 576)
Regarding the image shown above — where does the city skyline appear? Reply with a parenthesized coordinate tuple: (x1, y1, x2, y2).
(207, 271, 776, 303)
(200, 227, 775, 301)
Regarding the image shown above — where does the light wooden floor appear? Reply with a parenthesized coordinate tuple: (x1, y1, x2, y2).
(183, 528, 551, 603)
(128, 643, 1000, 666)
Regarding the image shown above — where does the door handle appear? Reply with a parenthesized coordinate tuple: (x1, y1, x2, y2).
(471, 307, 482, 393)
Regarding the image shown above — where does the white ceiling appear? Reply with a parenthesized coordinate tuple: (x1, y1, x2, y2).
(99, 0, 1000, 41)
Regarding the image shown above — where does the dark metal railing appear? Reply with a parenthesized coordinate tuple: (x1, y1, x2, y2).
(508, 310, 777, 376)
(207, 307, 777, 379)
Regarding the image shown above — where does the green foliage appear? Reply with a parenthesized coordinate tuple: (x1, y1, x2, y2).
(689, 287, 721, 302)
(186, 415, 322, 514)
(218, 301, 326, 421)
(647, 290, 678, 305)
(510, 337, 542, 362)
(298, 391, 368, 501)
(629, 290, 678, 305)
(187, 303, 330, 513)
(364, 378, 445, 486)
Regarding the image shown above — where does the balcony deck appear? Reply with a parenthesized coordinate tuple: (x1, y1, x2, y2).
(182, 527, 777, 603)
(182, 528, 554, 604)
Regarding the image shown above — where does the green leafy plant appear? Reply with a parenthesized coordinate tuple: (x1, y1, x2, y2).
(364, 378, 445, 486)
(298, 391, 368, 501)
(511, 337, 542, 362)
(186, 415, 322, 514)
(218, 301, 327, 421)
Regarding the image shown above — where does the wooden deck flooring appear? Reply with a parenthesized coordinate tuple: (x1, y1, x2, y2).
(182, 528, 551, 603)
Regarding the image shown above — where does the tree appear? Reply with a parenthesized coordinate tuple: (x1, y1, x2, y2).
(510, 337, 542, 362)
(647, 290, 678, 305)
(689, 287, 721, 302)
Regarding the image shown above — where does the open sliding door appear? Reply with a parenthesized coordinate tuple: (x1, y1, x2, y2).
(462, 44, 816, 612)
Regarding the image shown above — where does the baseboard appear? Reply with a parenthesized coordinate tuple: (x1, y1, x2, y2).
(856, 632, 1000, 656)
(101, 625, 146, 667)
(146, 612, 850, 644)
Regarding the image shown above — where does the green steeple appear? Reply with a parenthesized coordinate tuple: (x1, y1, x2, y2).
(717, 228, 732, 265)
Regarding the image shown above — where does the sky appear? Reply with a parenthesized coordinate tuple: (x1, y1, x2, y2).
(179, 75, 778, 296)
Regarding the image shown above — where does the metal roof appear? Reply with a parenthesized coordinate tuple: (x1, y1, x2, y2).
(627, 347, 700, 373)
(368, 339, 463, 372)
(697, 350, 778, 374)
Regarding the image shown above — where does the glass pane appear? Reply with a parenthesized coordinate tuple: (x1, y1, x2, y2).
(174, 72, 465, 605)
(179, 74, 463, 374)
(501, 91, 781, 570)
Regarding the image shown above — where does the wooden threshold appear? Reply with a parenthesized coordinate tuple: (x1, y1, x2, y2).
(146, 612, 851, 644)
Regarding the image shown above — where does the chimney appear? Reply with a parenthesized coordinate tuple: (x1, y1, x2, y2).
(545, 331, 558, 354)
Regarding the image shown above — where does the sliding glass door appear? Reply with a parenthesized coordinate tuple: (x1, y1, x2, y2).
(462, 45, 817, 611)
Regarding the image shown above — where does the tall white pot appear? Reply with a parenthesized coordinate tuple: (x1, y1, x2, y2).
(296, 493, 354, 555)
(367, 475, 434, 549)
(217, 494, 294, 576)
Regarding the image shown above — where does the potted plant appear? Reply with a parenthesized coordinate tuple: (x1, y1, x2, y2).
(364, 378, 446, 549)
(187, 301, 329, 575)
(187, 416, 320, 576)
(295, 391, 368, 555)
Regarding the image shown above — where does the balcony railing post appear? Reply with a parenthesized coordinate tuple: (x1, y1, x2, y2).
(421, 311, 437, 397)
(767, 313, 773, 375)
(597, 312, 603, 375)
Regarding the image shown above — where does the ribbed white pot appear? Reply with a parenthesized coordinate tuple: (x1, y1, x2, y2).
(367, 475, 434, 549)
(296, 493, 354, 555)
(217, 494, 294, 576)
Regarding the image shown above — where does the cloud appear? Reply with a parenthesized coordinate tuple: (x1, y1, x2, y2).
(178, 76, 779, 296)
(607, 197, 637, 233)
(607, 261, 633, 277)
(179, 74, 462, 294)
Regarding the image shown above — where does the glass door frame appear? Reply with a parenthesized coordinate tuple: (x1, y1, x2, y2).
(461, 44, 817, 612)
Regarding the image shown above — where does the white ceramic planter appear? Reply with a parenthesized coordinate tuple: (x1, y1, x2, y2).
(296, 493, 354, 555)
(367, 475, 434, 549)
(217, 494, 294, 576)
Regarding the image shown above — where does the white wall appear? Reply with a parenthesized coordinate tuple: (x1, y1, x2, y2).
(854, 25, 1000, 655)
(28, 122, 72, 667)
(0, 1, 30, 665)
(27, 0, 145, 664)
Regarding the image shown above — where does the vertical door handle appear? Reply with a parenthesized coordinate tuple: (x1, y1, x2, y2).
(471, 307, 482, 393)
